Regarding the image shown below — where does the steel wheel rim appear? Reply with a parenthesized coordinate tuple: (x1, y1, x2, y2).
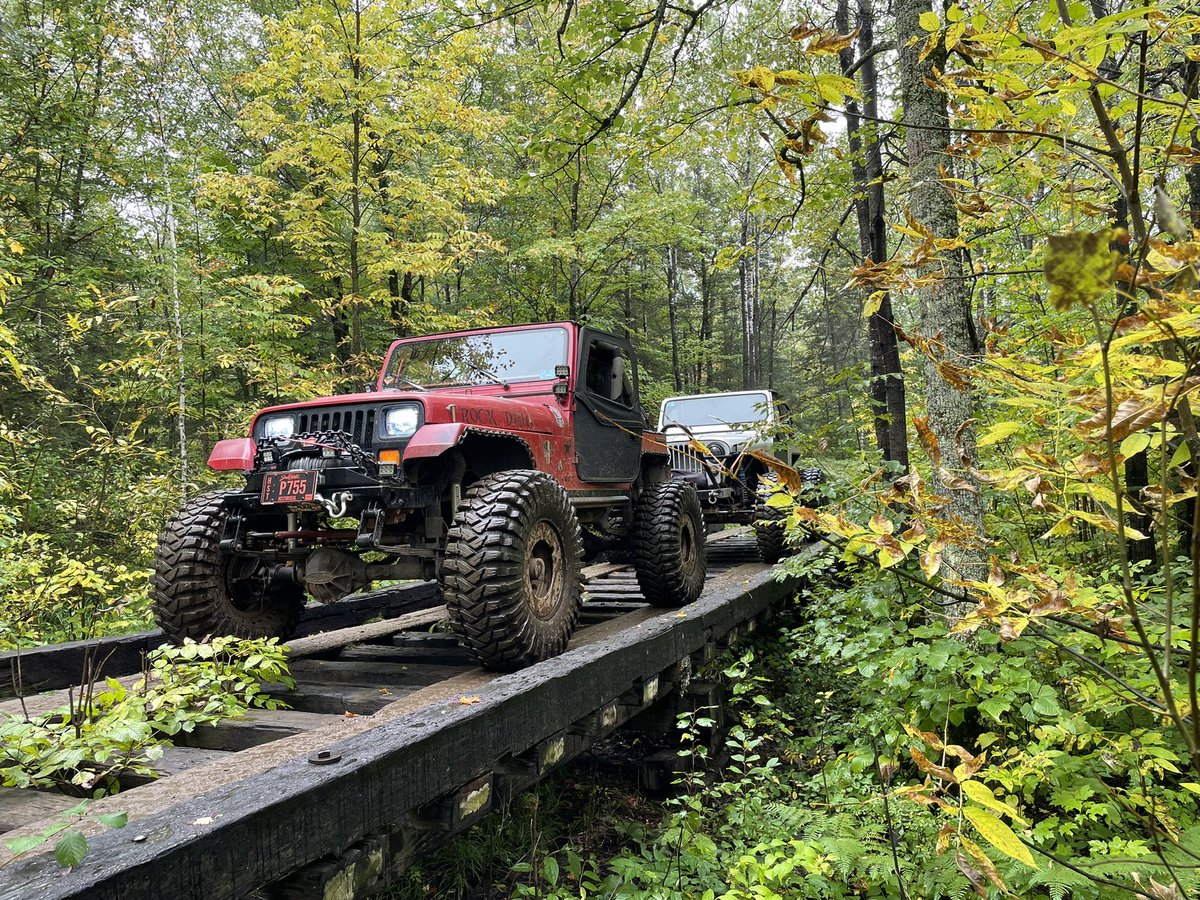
(225, 556, 270, 614)
(526, 520, 566, 620)
(679, 515, 698, 578)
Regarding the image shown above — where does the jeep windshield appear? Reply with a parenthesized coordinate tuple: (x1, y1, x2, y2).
(660, 393, 771, 429)
(382, 326, 569, 389)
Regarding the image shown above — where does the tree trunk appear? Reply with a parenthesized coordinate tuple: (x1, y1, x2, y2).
(330, 277, 351, 371)
(666, 245, 682, 391)
(568, 157, 581, 319)
(738, 213, 751, 389)
(348, 0, 364, 365)
(839, 0, 909, 472)
(896, 0, 985, 587)
(157, 105, 188, 499)
(699, 254, 712, 386)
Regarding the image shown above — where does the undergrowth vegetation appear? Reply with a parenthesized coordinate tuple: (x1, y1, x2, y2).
(407, 543, 1200, 899)
(0, 637, 292, 797)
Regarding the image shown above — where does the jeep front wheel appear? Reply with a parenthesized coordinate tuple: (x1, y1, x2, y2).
(442, 470, 585, 670)
(632, 481, 706, 607)
(152, 490, 305, 643)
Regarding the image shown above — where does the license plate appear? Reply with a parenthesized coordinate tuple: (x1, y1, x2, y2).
(261, 470, 318, 505)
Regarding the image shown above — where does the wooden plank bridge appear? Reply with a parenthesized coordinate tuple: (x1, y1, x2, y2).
(0, 533, 805, 900)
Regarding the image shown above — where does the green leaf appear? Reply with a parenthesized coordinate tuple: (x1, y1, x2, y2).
(1120, 431, 1150, 457)
(919, 10, 941, 30)
(96, 812, 128, 829)
(963, 807, 1037, 869)
(4, 835, 46, 855)
(542, 855, 560, 886)
(1182, 782, 1200, 794)
(978, 421, 1022, 447)
(54, 830, 88, 868)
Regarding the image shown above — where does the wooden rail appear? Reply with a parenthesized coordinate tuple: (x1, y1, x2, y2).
(0, 534, 805, 900)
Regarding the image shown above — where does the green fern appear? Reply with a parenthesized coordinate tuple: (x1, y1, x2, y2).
(1024, 861, 1100, 900)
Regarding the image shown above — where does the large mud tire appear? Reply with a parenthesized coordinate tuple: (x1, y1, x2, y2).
(754, 500, 788, 564)
(443, 470, 584, 671)
(152, 490, 305, 643)
(632, 481, 706, 608)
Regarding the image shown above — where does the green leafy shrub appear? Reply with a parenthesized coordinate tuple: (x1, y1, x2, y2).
(0, 636, 293, 794)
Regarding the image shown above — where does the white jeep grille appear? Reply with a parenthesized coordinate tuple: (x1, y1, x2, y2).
(669, 444, 705, 474)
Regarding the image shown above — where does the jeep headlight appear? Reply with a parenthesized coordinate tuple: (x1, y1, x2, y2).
(260, 414, 296, 439)
(383, 405, 420, 438)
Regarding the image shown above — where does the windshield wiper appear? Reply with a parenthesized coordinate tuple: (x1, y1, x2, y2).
(390, 375, 428, 392)
(465, 361, 509, 389)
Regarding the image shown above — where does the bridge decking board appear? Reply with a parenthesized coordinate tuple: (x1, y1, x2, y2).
(173, 709, 350, 753)
(287, 659, 472, 687)
(335, 644, 473, 667)
(257, 681, 415, 716)
(0, 789, 80, 835)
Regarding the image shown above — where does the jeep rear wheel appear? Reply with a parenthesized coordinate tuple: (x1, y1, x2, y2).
(442, 470, 584, 671)
(753, 482, 792, 566)
(632, 481, 706, 607)
(152, 490, 305, 643)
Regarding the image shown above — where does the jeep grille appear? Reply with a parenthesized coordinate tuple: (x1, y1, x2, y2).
(669, 444, 705, 474)
(297, 406, 378, 450)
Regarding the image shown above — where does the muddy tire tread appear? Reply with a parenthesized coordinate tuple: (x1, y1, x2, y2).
(632, 481, 707, 608)
(152, 490, 304, 643)
(442, 470, 584, 671)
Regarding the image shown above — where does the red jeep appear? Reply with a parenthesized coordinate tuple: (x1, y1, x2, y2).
(153, 323, 706, 669)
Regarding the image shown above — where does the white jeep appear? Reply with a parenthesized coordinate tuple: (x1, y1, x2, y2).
(658, 390, 816, 562)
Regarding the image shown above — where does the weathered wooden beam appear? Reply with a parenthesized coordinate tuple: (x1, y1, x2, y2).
(286, 606, 446, 660)
(0, 584, 441, 698)
(174, 709, 349, 753)
(0, 789, 79, 836)
(0, 562, 798, 900)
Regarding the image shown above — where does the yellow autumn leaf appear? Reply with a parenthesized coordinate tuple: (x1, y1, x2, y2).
(961, 780, 1025, 824)
(456, 696, 481, 705)
(977, 421, 1022, 447)
(959, 835, 1010, 895)
(919, 10, 941, 30)
(864, 290, 885, 317)
(765, 492, 793, 509)
(963, 806, 1037, 869)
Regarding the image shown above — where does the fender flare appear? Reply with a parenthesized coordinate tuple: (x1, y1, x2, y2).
(402, 423, 469, 461)
(402, 424, 536, 466)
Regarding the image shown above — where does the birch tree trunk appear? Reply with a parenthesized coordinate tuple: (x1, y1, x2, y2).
(157, 107, 188, 498)
(896, 0, 986, 587)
